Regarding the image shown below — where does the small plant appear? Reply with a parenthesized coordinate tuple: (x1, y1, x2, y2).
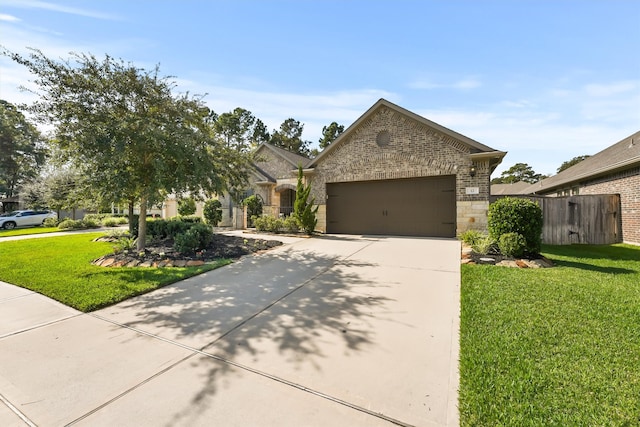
(105, 229, 129, 238)
(101, 217, 120, 227)
(471, 235, 497, 255)
(459, 230, 483, 246)
(252, 215, 284, 233)
(43, 217, 59, 228)
(203, 199, 223, 226)
(113, 236, 136, 253)
(498, 232, 527, 258)
(283, 215, 300, 233)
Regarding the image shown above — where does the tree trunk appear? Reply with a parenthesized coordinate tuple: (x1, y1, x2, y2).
(128, 200, 134, 234)
(137, 196, 147, 251)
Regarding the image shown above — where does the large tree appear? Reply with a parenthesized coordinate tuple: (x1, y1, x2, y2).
(270, 118, 310, 156)
(4, 48, 250, 249)
(318, 121, 345, 150)
(557, 155, 590, 173)
(0, 99, 48, 204)
(491, 163, 548, 184)
(213, 107, 269, 152)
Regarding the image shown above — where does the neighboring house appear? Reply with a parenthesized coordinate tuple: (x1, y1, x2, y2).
(491, 181, 531, 196)
(305, 98, 505, 237)
(519, 130, 640, 245)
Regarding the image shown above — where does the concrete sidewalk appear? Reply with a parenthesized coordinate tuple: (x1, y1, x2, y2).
(0, 234, 460, 426)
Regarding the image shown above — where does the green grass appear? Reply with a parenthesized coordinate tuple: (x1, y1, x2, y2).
(0, 233, 230, 312)
(460, 244, 640, 426)
(0, 226, 61, 237)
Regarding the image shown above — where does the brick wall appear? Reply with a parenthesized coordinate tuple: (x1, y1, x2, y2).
(254, 146, 297, 179)
(310, 105, 490, 234)
(579, 167, 640, 244)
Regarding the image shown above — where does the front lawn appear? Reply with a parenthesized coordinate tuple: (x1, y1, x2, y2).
(460, 244, 640, 426)
(0, 233, 229, 311)
(0, 226, 61, 237)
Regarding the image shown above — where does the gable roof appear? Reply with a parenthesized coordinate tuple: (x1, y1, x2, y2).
(522, 130, 640, 194)
(307, 98, 505, 168)
(255, 142, 309, 168)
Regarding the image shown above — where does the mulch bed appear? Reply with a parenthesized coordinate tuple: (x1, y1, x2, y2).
(93, 234, 283, 268)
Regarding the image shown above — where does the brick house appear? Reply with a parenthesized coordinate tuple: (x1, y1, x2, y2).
(520, 130, 640, 245)
(189, 99, 504, 237)
(304, 98, 505, 237)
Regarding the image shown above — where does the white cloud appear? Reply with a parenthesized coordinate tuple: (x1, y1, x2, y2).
(585, 81, 638, 97)
(0, 13, 20, 22)
(1, 0, 120, 20)
(409, 77, 482, 90)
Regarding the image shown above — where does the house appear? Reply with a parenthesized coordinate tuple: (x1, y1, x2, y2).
(192, 99, 505, 237)
(520, 130, 640, 245)
(304, 98, 505, 237)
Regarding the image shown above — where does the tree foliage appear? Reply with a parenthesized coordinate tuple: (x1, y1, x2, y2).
(3, 48, 251, 250)
(177, 197, 197, 216)
(491, 163, 547, 184)
(203, 199, 223, 226)
(293, 165, 318, 235)
(212, 107, 269, 152)
(270, 118, 310, 156)
(318, 121, 345, 149)
(0, 100, 48, 199)
(557, 155, 590, 173)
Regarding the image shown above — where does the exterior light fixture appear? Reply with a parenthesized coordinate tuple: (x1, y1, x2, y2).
(470, 165, 476, 177)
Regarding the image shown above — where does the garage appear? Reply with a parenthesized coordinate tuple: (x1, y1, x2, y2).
(326, 175, 456, 237)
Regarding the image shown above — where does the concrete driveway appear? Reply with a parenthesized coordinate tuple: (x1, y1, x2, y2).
(0, 233, 460, 426)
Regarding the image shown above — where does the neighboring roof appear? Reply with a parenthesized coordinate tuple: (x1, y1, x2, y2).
(522, 130, 640, 194)
(491, 181, 531, 195)
(307, 98, 506, 169)
(256, 142, 309, 168)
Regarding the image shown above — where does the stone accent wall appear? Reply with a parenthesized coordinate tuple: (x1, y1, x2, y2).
(457, 200, 490, 234)
(309, 105, 490, 234)
(579, 167, 640, 244)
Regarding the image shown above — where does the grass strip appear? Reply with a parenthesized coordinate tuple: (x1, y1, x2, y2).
(459, 243, 640, 426)
(0, 227, 61, 237)
(0, 233, 230, 312)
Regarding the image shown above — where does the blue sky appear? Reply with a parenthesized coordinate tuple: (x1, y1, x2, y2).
(1, 0, 639, 177)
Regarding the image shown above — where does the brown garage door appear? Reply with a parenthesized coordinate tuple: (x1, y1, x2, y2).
(326, 175, 456, 237)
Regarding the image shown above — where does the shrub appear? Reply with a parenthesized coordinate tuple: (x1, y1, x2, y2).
(147, 219, 169, 239)
(203, 199, 223, 226)
(283, 215, 300, 233)
(471, 235, 497, 255)
(173, 224, 212, 254)
(177, 197, 197, 216)
(459, 230, 483, 246)
(43, 217, 59, 228)
(81, 218, 100, 228)
(253, 215, 284, 233)
(166, 218, 191, 238)
(488, 197, 543, 254)
(293, 165, 318, 235)
(101, 217, 120, 227)
(180, 215, 202, 224)
(498, 232, 527, 258)
(83, 213, 111, 222)
(244, 195, 262, 226)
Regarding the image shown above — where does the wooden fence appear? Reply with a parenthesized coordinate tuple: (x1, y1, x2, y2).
(490, 194, 621, 245)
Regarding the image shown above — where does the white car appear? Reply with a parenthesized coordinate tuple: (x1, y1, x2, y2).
(0, 210, 58, 229)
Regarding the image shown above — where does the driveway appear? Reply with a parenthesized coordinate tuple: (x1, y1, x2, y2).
(0, 233, 460, 426)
